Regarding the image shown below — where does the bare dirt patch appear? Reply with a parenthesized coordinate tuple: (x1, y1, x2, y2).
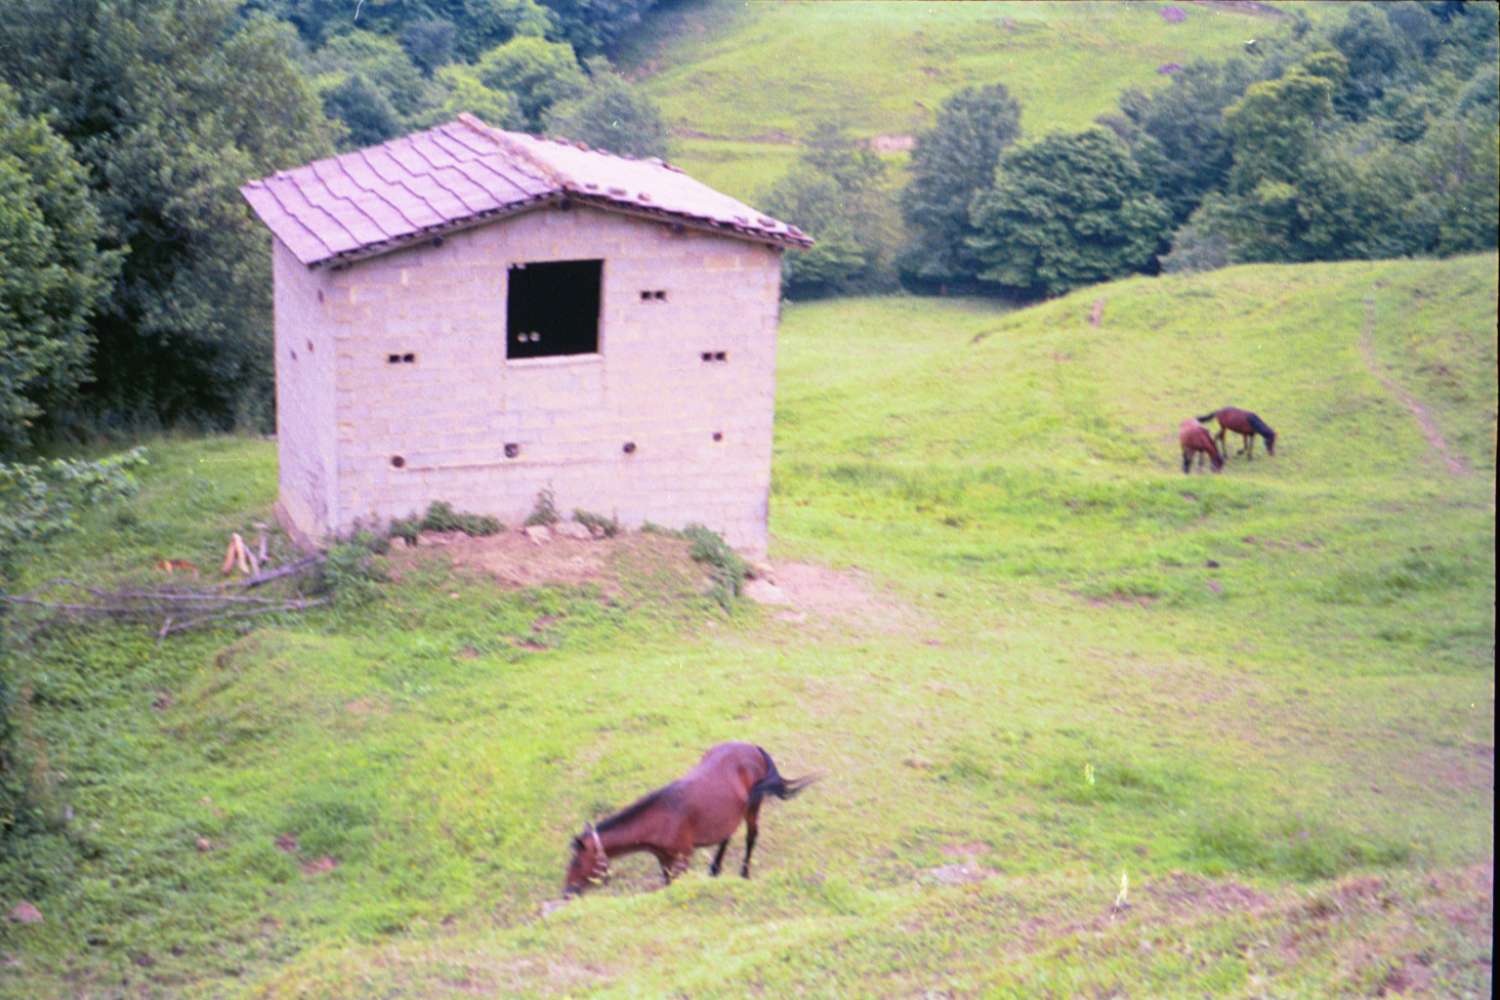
(870, 134, 915, 153)
(925, 862, 997, 886)
(1189, 0, 1286, 17)
(1082, 592, 1158, 609)
(1413, 742, 1494, 794)
(387, 529, 704, 599)
(1360, 298, 1470, 476)
(1145, 871, 1272, 917)
(941, 842, 990, 859)
(764, 560, 930, 634)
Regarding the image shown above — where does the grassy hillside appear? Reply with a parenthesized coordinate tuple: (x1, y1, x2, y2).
(1, 254, 1493, 997)
(620, 0, 1341, 199)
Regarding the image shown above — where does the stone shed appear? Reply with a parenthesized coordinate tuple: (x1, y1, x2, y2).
(241, 114, 810, 554)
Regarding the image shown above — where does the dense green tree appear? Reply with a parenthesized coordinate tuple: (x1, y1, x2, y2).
(1222, 54, 1342, 191)
(309, 30, 443, 136)
(0, 87, 116, 454)
(429, 65, 525, 130)
(245, 0, 554, 61)
(897, 83, 1021, 289)
(762, 122, 898, 297)
(474, 35, 588, 131)
(0, 3, 336, 429)
(1327, 4, 1417, 119)
(968, 129, 1169, 298)
(1407, 110, 1500, 255)
(1184, 54, 1381, 264)
(400, 18, 458, 76)
(322, 73, 404, 145)
(1105, 58, 1259, 228)
(537, 0, 658, 56)
(544, 66, 669, 157)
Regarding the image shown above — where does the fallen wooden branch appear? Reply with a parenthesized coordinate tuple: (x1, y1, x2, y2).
(229, 554, 322, 590)
(156, 599, 329, 637)
(0, 554, 329, 638)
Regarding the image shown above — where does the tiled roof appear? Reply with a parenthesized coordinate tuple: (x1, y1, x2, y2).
(241, 115, 812, 267)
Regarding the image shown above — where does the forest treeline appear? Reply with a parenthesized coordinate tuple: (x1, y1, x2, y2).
(0, 0, 664, 456)
(780, 0, 1498, 298)
(0, 0, 1497, 455)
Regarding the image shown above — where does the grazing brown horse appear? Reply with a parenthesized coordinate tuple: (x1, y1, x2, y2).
(1180, 419, 1225, 474)
(1198, 407, 1276, 459)
(563, 742, 818, 896)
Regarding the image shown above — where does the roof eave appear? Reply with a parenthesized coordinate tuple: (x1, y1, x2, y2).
(306, 194, 565, 269)
(565, 193, 814, 250)
(255, 191, 813, 270)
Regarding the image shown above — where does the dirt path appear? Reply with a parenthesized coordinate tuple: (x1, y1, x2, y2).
(1360, 297, 1470, 477)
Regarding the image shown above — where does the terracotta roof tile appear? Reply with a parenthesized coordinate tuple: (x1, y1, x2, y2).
(243, 116, 811, 267)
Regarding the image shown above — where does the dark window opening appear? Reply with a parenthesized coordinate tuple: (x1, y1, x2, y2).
(701, 350, 728, 363)
(507, 259, 602, 359)
(387, 353, 416, 365)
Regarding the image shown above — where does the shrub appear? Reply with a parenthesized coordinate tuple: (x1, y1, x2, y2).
(523, 489, 560, 527)
(0, 448, 147, 569)
(681, 523, 747, 610)
(389, 501, 502, 541)
(573, 508, 620, 538)
(309, 533, 388, 607)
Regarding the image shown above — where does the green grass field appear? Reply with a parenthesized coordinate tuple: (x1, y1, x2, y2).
(620, 0, 1343, 199)
(1, 254, 1494, 997)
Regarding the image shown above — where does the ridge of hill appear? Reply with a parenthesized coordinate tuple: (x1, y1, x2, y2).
(618, 0, 1342, 198)
(0, 254, 1492, 996)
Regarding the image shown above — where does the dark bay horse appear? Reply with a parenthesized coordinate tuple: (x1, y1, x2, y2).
(563, 742, 818, 896)
(1180, 419, 1225, 474)
(1198, 407, 1276, 459)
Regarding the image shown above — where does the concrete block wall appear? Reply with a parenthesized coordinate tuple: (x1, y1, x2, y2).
(274, 205, 783, 553)
(273, 238, 339, 540)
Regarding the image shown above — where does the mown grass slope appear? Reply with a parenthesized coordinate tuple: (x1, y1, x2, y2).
(0, 254, 1493, 998)
(619, 0, 1341, 198)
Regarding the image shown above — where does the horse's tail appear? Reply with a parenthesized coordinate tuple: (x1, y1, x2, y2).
(749, 748, 821, 809)
(1196, 410, 1219, 424)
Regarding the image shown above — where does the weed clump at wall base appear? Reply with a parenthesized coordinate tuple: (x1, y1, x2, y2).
(682, 523, 747, 610)
(523, 489, 560, 528)
(389, 501, 502, 542)
(310, 538, 388, 607)
(573, 509, 621, 537)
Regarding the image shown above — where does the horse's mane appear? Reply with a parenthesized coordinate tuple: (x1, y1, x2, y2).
(595, 787, 670, 833)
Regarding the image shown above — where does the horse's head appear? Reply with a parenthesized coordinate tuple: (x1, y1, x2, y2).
(563, 823, 609, 897)
(1264, 432, 1276, 456)
(1211, 453, 1225, 472)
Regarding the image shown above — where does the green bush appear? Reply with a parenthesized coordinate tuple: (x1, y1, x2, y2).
(389, 501, 502, 541)
(310, 536, 388, 607)
(523, 489, 560, 528)
(572, 508, 621, 538)
(0, 448, 147, 572)
(681, 523, 747, 610)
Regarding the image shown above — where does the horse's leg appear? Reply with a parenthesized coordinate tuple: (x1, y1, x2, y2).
(1183, 448, 1192, 475)
(709, 839, 730, 877)
(1245, 433, 1254, 460)
(739, 804, 762, 878)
